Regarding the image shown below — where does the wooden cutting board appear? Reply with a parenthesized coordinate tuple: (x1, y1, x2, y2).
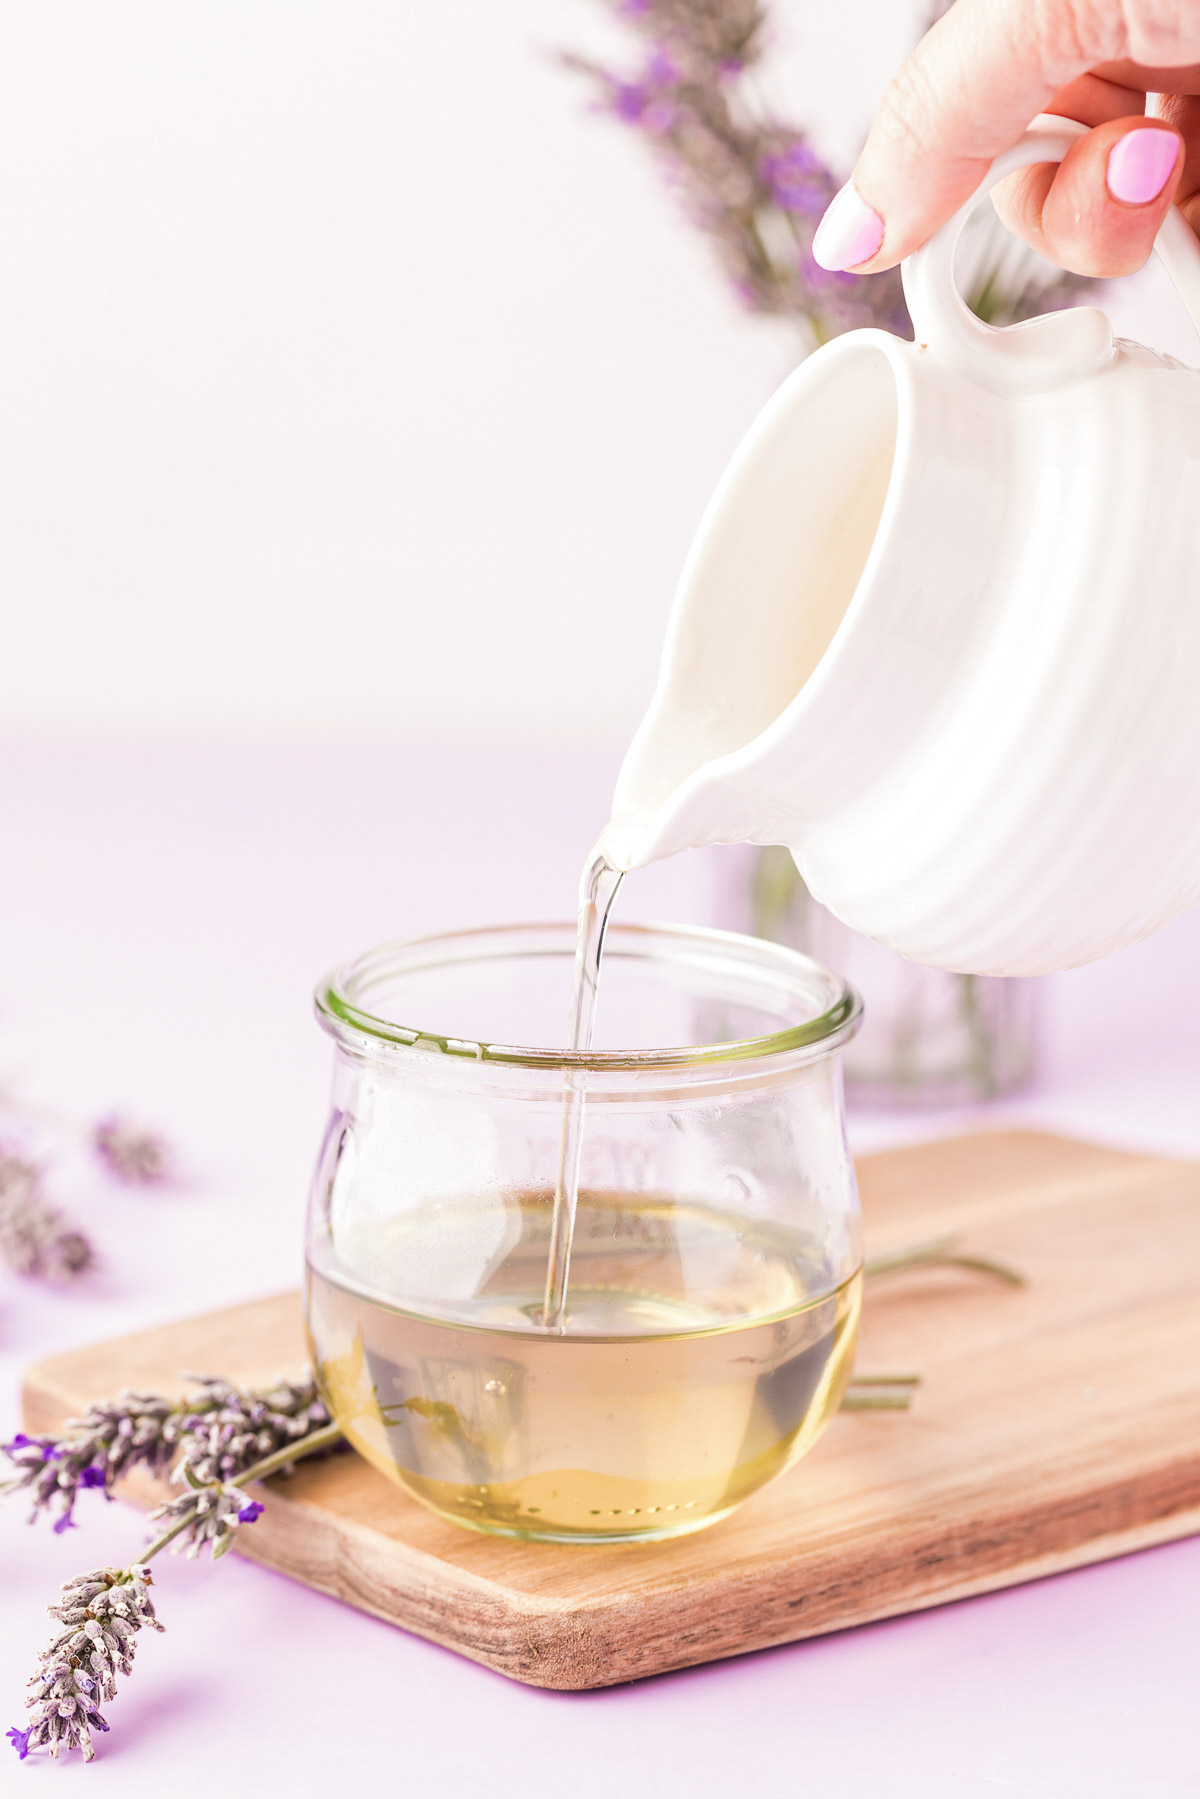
(23, 1131, 1200, 1690)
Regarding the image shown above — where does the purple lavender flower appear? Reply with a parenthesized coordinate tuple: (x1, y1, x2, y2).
(646, 43, 678, 83)
(92, 1116, 172, 1187)
(613, 79, 649, 122)
(6, 1386, 344, 1761)
(17, 1566, 162, 1761)
(2, 1393, 180, 1531)
(2, 1375, 337, 1538)
(2, 1434, 59, 1461)
(141, 1375, 342, 1559)
(0, 1152, 94, 1281)
(172, 1374, 337, 1487)
(149, 1480, 249, 1560)
(759, 140, 830, 216)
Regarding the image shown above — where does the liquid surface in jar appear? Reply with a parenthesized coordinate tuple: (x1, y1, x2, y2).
(307, 1191, 861, 1542)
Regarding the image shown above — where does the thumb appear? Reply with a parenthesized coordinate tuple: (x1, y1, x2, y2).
(812, 0, 1123, 271)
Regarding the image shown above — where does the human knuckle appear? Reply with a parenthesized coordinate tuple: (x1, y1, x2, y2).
(874, 50, 961, 161)
(1118, 0, 1199, 66)
(872, 59, 936, 159)
(1022, 0, 1126, 79)
(1052, 231, 1144, 278)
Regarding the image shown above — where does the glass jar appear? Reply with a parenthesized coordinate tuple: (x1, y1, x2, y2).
(304, 921, 863, 1544)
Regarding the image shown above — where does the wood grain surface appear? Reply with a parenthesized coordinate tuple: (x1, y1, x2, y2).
(24, 1131, 1200, 1690)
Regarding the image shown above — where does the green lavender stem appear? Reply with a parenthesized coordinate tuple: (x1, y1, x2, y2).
(842, 1234, 1025, 1411)
(842, 1372, 921, 1412)
(841, 1391, 915, 1411)
(865, 1236, 1024, 1287)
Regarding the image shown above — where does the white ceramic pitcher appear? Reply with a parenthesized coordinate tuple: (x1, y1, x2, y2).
(600, 118, 1200, 977)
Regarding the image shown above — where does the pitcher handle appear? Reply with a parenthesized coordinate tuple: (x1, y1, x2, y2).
(902, 114, 1200, 396)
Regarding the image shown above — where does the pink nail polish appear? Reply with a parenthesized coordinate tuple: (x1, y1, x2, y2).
(812, 182, 885, 272)
(1106, 128, 1180, 206)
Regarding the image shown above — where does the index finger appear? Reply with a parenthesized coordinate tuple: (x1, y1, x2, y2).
(812, 0, 1128, 272)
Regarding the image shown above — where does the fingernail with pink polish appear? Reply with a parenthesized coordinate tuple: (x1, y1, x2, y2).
(1106, 128, 1180, 206)
(812, 182, 885, 271)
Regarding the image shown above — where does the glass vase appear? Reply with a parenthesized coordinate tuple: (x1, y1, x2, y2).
(744, 848, 1037, 1108)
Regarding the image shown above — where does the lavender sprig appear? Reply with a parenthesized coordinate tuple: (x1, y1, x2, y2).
(92, 1117, 172, 1187)
(145, 1413, 341, 1562)
(1, 1374, 333, 1537)
(8, 1415, 342, 1764)
(9, 1565, 162, 1763)
(147, 1475, 265, 1560)
(147, 1373, 336, 1559)
(171, 1373, 334, 1485)
(565, 0, 907, 346)
(0, 1152, 94, 1282)
(4, 1391, 187, 1535)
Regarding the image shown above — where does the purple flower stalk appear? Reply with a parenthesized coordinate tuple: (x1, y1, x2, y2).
(1, 1374, 335, 1537)
(149, 1477, 270, 1560)
(2, 1394, 180, 1533)
(5, 1382, 345, 1763)
(92, 1116, 173, 1187)
(0, 1151, 94, 1282)
(13, 1566, 162, 1762)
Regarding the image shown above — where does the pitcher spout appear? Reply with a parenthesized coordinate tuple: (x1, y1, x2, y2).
(605, 328, 906, 874)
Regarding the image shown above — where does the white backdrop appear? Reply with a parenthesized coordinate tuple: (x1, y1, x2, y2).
(0, 2, 1193, 746)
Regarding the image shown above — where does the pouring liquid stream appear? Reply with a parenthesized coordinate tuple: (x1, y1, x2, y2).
(540, 847, 624, 1331)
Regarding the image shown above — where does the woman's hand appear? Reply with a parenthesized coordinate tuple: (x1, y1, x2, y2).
(811, 0, 1200, 277)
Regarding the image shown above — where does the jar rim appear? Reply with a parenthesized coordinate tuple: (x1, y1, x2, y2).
(315, 921, 861, 1073)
